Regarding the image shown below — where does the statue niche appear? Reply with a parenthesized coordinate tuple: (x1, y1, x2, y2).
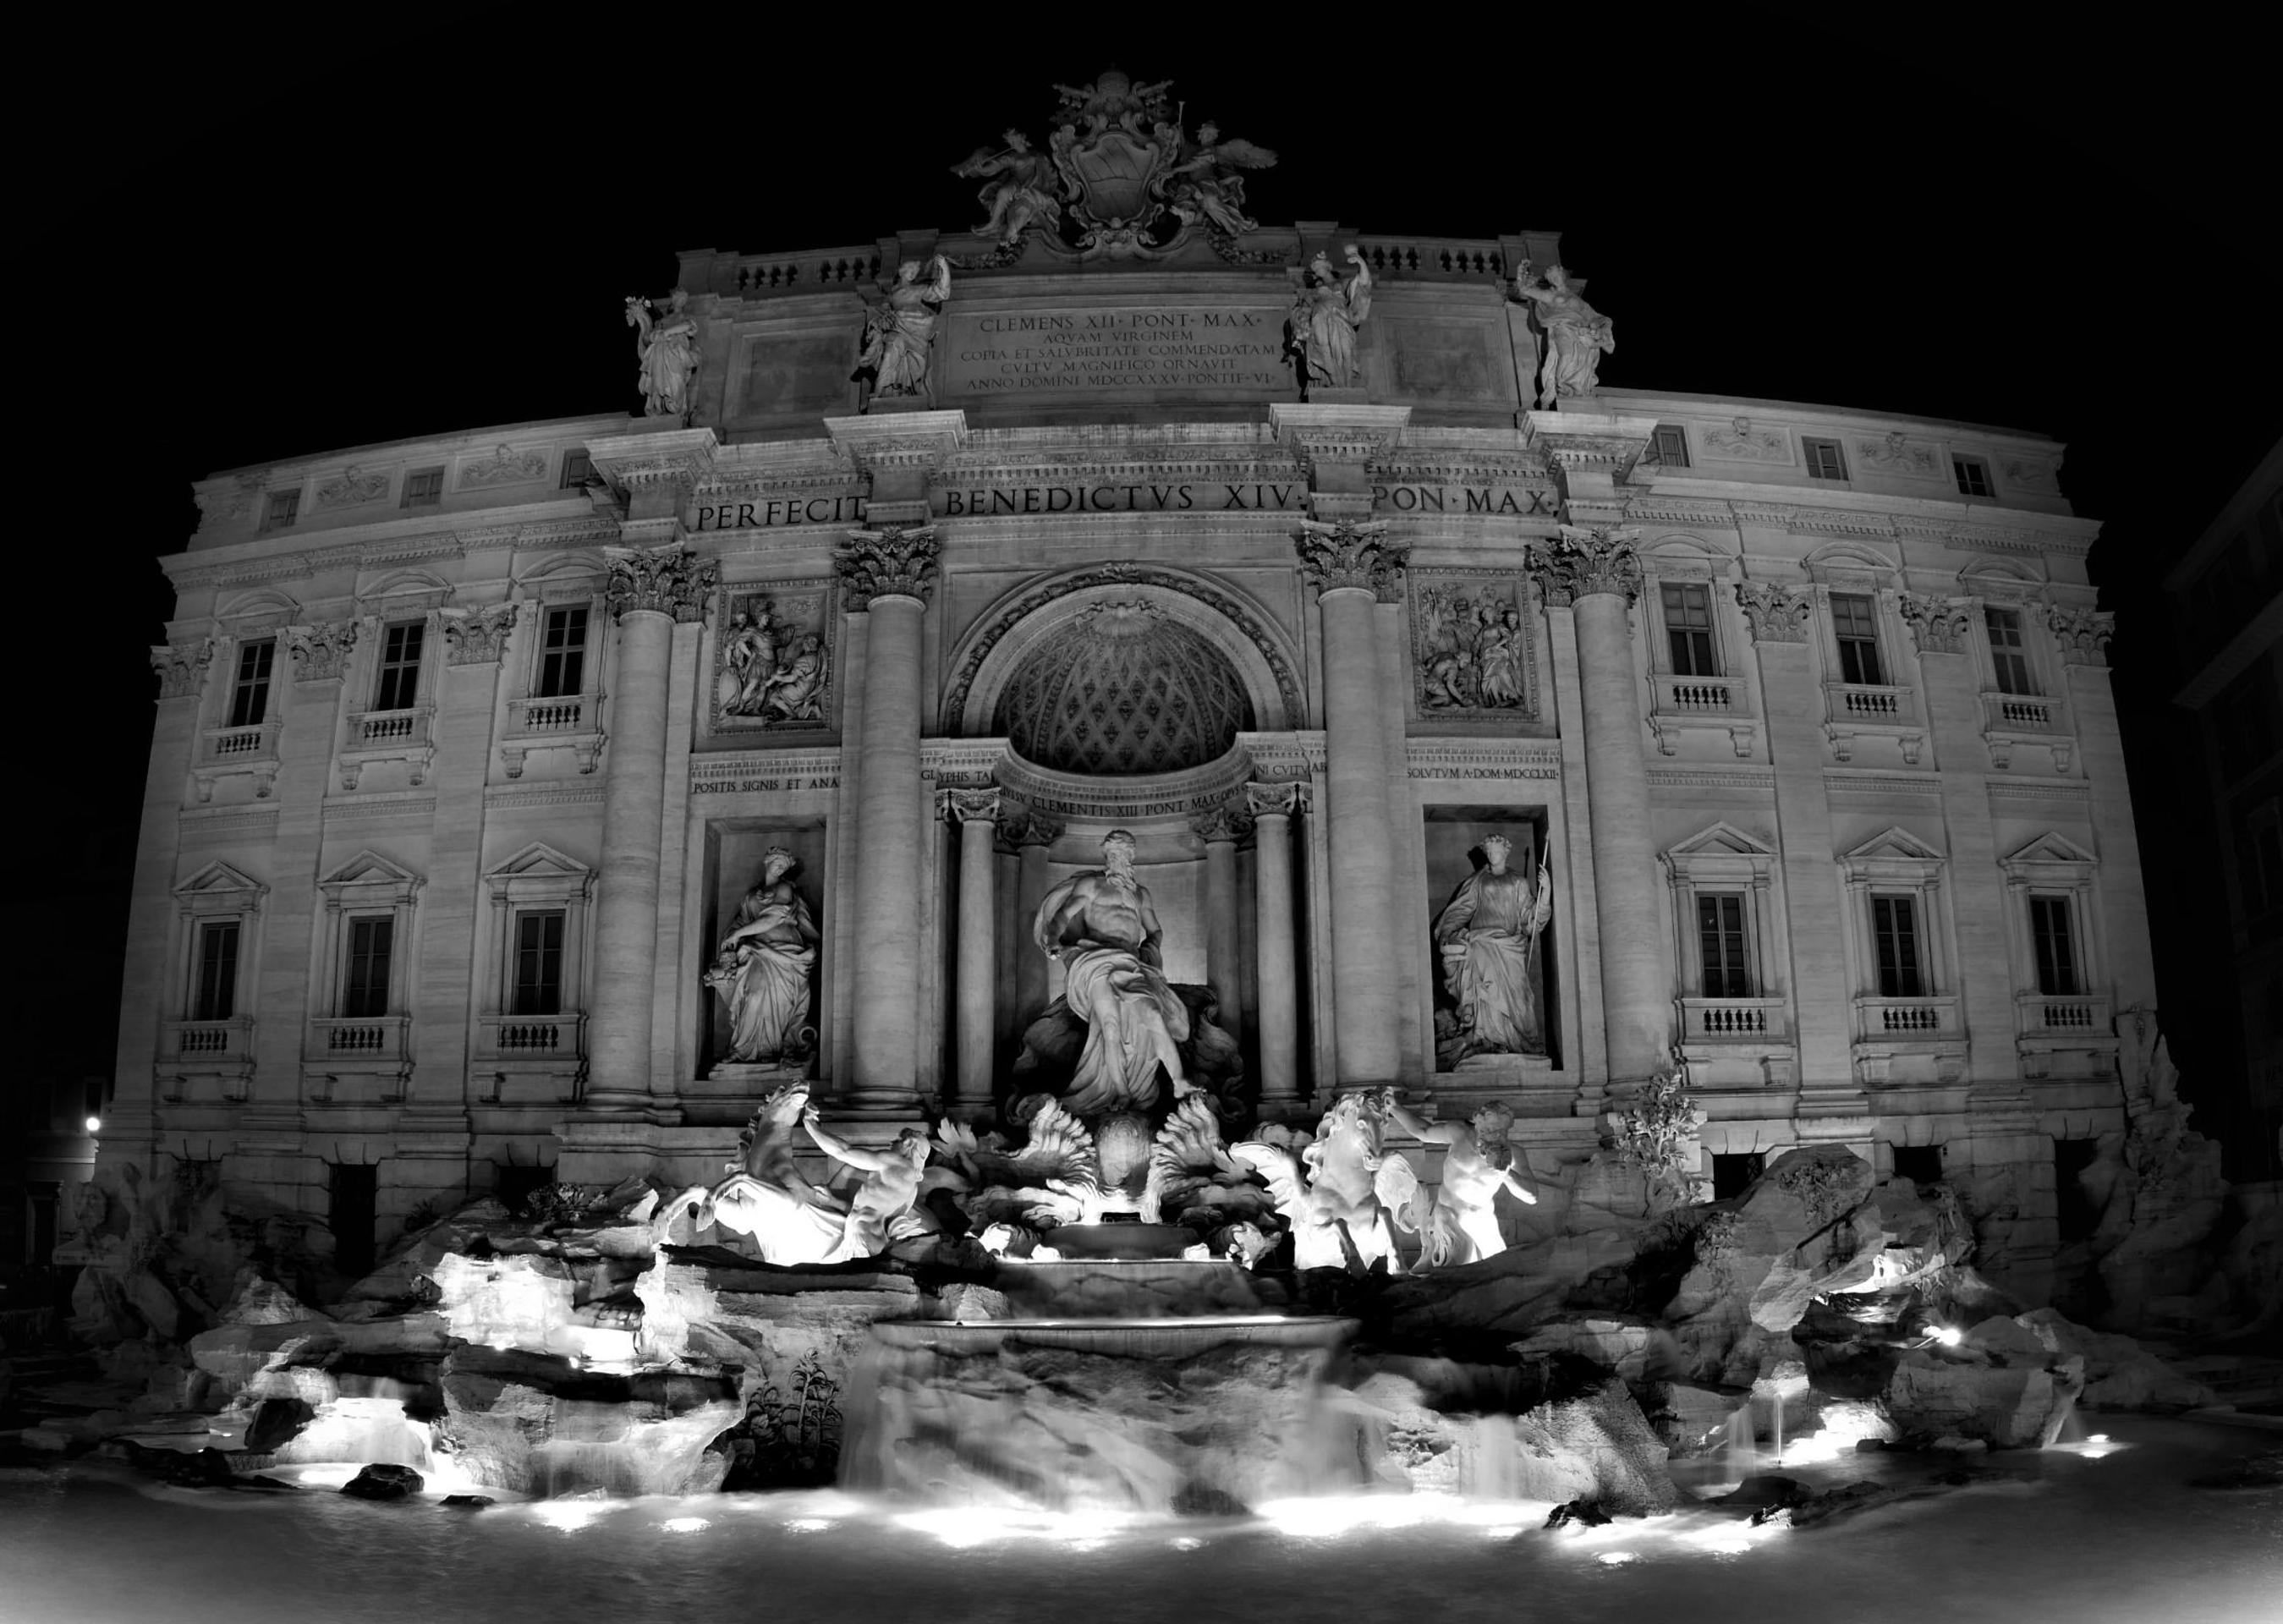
(1431, 829, 1554, 1068)
(705, 847, 819, 1070)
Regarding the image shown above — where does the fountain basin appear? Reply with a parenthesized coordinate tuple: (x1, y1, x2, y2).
(993, 1255, 1266, 1320)
(1040, 1222, 1200, 1260)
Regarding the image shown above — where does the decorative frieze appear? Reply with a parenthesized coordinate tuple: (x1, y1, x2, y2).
(1701, 418, 1787, 463)
(998, 807, 1063, 850)
(1529, 524, 1641, 606)
(442, 603, 519, 666)
(1854, 432, 1939, 478)
(1244, 780, 1311, 819)
(1292, 518, 1408, 601)
(714, 582, 833, 732)
(2047, 604, 2114, 667)
(150, 640, 213, 700)
(316, 465, 392, 509)
(1899, 594, 1976, 656)
(938, 785, 1002, 825)
(1191, 800, 1253, 844)
(1734, 581, 1815, 645)
(834, 524, 940, 608)
(459, 444, 551, 488)
(605, 542, 716, 623)
(287, 620, 359, 682)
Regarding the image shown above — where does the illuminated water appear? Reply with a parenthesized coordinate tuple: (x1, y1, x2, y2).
(3, 1417, 2277, 1624)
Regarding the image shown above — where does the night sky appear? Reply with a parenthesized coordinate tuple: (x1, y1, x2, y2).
(11, 8, 2275, 1161)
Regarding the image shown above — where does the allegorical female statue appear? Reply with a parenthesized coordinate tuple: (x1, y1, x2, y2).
(1511, 262, 1614, 408)
(1434, 834, 1553, 1060)
(1285, 245, 1374, 393)
(626, 288, 699, 419)
(853, 255, 952, 402)
(705, 848, 819, 1064)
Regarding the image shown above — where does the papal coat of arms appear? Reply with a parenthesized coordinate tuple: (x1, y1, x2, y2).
(952, 70, 1276, 261)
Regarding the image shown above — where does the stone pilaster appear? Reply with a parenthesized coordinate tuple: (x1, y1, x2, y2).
(1245, 781, 1308, 1111)
(1532, 524, 1668, 1089)
(1004, 809, 1062, 1030)
(408, 604, 517, 1134)
(838, 524, 939, 1112)
(585, 545, 716, 1113)
(1738, 579, 1856, 1110)
(1193, 800, 1253, 1044)
(108, 643, 213, 1166)
(2054, 607, 2152, 1006)
(1295, 519, 1409, 1087)
(941, 785, 1001, 1109)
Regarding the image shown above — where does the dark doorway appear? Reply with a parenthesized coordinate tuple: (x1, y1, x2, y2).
(1711, 1152, 1764, 1201)
(494, 1161, 550, 1217)
(2055, 1138, 2102, 1244)
(329, 1163, 378, 1277)
(1892, 1144, 1943, 1184)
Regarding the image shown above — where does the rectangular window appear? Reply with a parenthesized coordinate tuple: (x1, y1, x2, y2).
(1892, 1144, 1943, 1183)
(1662, 582, 1718, 676)
(2029, 896, 2078, 996)
(1985, 606, 2035, 695)
(329, 1163, 378, 1278)
(1872, 894, 1924, 997)
(559, 448, 594, 490)
(1651, 424, 1690, 468)
(536, 606, 589, 699)
(374, 622, 425, 711)
(1952, 455, 1993, 497)
(260, 490, 299, 531)
(193, 919, 240, 1022)
(1831, 592, 1884, 685)
(512, 909, 567, 1015)
(342, 917, 394, 1018)
(401, 466, 446, 508)
(228, 639, 275, 727)
(1697, 893, 1752, 998)
(1803, 437, 1848, 480)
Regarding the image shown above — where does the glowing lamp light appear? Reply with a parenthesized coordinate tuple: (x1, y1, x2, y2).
(1930, 1325, 1963, 1347)
(85, 1116, 102, 1133)
(1597, 1551, 1638, 1566)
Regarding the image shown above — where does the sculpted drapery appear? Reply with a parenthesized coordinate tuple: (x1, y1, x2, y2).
(706, 851, 819, 1063)
(1032, 830, 1190, 1116)
(1434, 837, 1553, 1059)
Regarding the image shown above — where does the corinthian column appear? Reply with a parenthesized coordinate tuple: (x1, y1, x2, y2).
(1294, 519, 1409, 1087)
(585, 544, 716, 1112)
(838, 524, 940, 1111)
(1245, 780, 1308, 1111)
(1193, 799, 1252, 1044)
(941, 784, 1000, 1110)
(1004, 808, 1062, 1028)
(1533, 524, 1667, 1089)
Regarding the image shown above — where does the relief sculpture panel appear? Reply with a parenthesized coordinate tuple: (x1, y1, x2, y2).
(1409, 570, 1539, 720)
(712, 581, 834, 735)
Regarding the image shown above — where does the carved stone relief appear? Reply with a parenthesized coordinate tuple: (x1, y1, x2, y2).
(443, 603, 519, 666)
(316, 465, 392, 509)
(1855, 432, 1939, 478)
(1700, 418, 1788, 463)
(460, 445, 551, 488)
(287, 620, 359, 682)
(2003, 457, 2061, 492)
(1734, 582, 1814, 645)
(1899, 594, 1975, 656)
(1410, 571, 1538, 718)
(714, 582, 834, 732)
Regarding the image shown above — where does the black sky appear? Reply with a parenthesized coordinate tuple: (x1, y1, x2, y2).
(9, 5, 2275, 1141)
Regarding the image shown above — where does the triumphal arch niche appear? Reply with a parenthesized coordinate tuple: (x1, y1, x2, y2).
(143, 64, 2135, 1303)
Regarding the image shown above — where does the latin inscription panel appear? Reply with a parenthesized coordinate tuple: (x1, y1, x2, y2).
(942, 304, 1290, 402)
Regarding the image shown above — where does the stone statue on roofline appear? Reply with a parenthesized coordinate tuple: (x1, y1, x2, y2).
(853, 255, 952, 405)
(1512, 261, 1614, 407)
(1286, 246, 1374, 394)
(952, 130, 1063, 247)
(626, 288, 698, 420)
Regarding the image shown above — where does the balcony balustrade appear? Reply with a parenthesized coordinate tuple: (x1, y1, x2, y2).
(500, 692, 604, 777)
(338, 705, 436, 789)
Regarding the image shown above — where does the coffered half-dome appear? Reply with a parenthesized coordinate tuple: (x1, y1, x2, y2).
(995, 601, 1253, 776)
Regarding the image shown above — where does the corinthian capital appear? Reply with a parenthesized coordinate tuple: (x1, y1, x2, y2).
(1191, 800, 1254, 845)
(443, 602, 519, 666)
(1244, 779, 1311, 819)
(1530, 524, 1642, 606)
(1899, 594, 1975, 656)
(835, 524, 940, 610)
(938, 785, 1002, 825)
(1292, 518, 1408, 601)
(2048, 603, 2116, 667)
(605, 542, 716, 623)
(997, 807, 1062, 850)
(287, 619, 359, 682)
(149, 639, 212, 700)
(1734, 581, 1815, 645)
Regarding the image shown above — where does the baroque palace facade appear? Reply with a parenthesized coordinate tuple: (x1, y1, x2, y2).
(111, 77, 2138, 1298)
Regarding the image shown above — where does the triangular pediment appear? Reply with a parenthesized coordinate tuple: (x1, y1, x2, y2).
(176, 859, 267, 898)
(1843, 825, 1945, 863)
(487, 842, 590, 881)
(317, 848, 420, 888)
(1669, 820, 1775, 859)
(2005, 831, 2097, 866)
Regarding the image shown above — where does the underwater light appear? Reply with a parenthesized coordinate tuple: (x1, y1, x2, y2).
(532, 1501, 614, 1533)
(1597, 1551, 1638, 1566)
(783, 1517, 834, 1533)
(660, 1517, 711, 1533)
(1170, 1537, 1205, 1551)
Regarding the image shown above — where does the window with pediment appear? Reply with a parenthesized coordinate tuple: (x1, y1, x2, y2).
(1664, 822, 1789, 1047)
(1839, 826, 1964, 1056)
(477, 843, 592, 1085)
(308, 851, 422, 1073)
(1999, 833, 2112, 1053)
(163, 861, 267, 1083)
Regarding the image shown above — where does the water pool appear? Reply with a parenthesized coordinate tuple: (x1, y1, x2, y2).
(3, 1417, 2277, 1624)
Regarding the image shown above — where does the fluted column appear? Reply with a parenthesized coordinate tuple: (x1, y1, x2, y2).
(941, 785, 1000, 1109)
(1534, 524, 1667, 1088)
(839, 524, 940, 1111)
(1005, 808, 1062, 1028)
(1246, 781, 1308, 1111)
(1194, 800, 1251, 1043)
(586, 545, 716, 1111)
(1295, 520, 1409, 1085)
